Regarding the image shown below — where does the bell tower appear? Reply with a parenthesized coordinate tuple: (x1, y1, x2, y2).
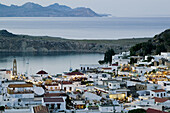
(13, 59, 17, 76)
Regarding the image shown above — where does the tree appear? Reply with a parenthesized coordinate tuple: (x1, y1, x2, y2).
(104, 49, 115, 65)
(98, 49, 115, 65)
(147, 56, 154, 62)
(65, 95, 73, 109)
(98, 60, 105, 65)
(156, 44, 167, 55)
(0, 106, 5, 112)
(130, 58, 137, 64)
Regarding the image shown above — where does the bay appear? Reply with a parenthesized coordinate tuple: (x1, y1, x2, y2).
(0, 17, 169, 74)
(0, 17, 170, 39)
(0, 53, 103, 74)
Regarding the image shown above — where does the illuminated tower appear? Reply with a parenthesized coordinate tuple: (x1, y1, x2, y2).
(13, 59, 17, 76)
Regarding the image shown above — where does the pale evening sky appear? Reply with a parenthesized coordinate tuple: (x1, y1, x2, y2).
(0, 0, 170, 17)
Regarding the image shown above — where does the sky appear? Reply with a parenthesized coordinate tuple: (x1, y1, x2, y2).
(0, 0, 170, 17)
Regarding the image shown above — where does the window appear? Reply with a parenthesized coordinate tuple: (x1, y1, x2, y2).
(69, 87, 72, 91)
(51, 104, 55, 109)
(110, 84, 111, 86)
(46, 104, 49, 107)
(164, 93, 166, 96)
(164, 83, 166, 86)
(102, 74, 107, 78)
(152, 94, 153, 96)
(157, 94, 159, 97)
(57, 104, 61, 109)
(161, 93, 163, 97)
(64, 87, 66, 91)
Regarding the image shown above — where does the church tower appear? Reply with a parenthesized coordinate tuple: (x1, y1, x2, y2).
(13, 59, 17, 76)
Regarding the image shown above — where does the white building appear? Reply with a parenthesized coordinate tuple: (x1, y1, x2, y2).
(82, 92, 102, 101)
(80, 64, 101, 71)
(158, 81, 170, 96)
(45, 83, 59, 91)
(158, 81, 170, 90)
(99, 105, 123, 113)
(161, 52, 170, 60)
(58, 81, 74, 92)
(97, 73, 111, 85)
(7, 83, 34, 99)
(150, 89, 167, 98)
(112, 52, 130, 66)
(108, 81, 121, 90)
(0, 69, 12, 80)
(132, 66, 153, 75)
(42, 97, 66, 112)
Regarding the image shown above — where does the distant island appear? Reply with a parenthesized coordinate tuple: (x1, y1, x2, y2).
(0, 30, 150, 53)
(0, 2, 107, 17)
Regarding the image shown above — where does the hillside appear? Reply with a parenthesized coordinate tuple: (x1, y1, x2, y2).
(0, 30, 150, 53)
(130, 29, 170, 56)
(0, 2, 103, 17)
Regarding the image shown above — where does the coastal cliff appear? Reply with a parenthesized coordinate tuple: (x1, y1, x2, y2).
(0, 30, 150, 53)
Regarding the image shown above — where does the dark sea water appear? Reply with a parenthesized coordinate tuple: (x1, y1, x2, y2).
(0, 17, 170, 39)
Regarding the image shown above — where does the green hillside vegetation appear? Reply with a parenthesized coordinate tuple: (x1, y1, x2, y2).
(130, 29, 170, 56)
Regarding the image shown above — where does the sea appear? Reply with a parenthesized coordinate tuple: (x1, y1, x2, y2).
(0, 17, 170, 74)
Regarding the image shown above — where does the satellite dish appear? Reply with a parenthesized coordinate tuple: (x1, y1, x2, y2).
(34, 86, 45, 96)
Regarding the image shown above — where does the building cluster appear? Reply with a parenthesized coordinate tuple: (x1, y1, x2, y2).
(0, 52, 169, 113)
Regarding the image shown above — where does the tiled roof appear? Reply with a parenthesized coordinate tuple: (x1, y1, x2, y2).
(151, 89, 166, 92)
(33, 105, 49, 113)
(43, 98, 64, 102)
(44, 93, 67, 97)
(37, 70, 48, 74)
(146, 108, 169, 113)
(102, 68, 112, 70)
(8, 84, 33, 88)
(45, 83, 58, 86)
(62, 81, 72, 84)
(65, 72, 84, 75)
(153, 97, 168, 103)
